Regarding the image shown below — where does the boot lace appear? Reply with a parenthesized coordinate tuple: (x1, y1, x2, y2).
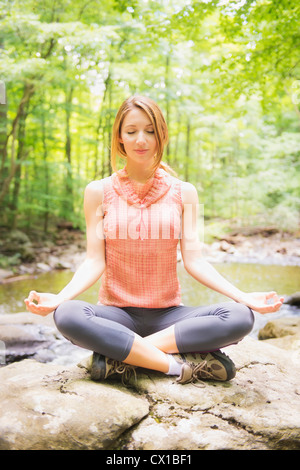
(187, 360, 215, 388)
(111, 361, 137, 385)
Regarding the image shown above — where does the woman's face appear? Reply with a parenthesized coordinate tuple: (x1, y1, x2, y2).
(119, 107, 158, 166)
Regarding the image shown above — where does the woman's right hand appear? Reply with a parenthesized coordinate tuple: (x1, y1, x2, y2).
(24, 291, 63, 316)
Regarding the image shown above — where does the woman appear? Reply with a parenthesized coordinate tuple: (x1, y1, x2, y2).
(25, 95, 284, 385)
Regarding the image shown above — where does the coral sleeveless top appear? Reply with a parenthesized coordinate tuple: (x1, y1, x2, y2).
(98, 166, 183, 308)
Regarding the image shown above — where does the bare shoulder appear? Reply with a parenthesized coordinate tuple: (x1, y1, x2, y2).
(84, 179, 104, 203)
(181, 181, 199, 205)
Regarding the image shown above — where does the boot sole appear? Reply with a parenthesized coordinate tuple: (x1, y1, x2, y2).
(211, 350, 236, 381)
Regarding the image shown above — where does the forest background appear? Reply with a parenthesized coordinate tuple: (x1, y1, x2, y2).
(0, 0, 299, 267)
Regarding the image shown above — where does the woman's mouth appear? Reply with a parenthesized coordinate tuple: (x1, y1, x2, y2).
(135, 149, 148, 154)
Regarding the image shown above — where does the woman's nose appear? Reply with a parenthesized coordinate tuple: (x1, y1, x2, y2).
(136, 131, 147, 144)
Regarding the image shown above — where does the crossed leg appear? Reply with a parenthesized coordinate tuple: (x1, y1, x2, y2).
(54, 300, 254, 374)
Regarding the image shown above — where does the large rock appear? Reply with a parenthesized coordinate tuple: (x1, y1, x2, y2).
(0, 313, 89, 365)
(124, 337, 300, 450)
(0, 360, 149, 450)
(284, 292, 300, 306)
(0, 229, 35, 262)
(0, 332, 299, 450)
(259, 317, 300, 339)
(258, 317, 300, 354)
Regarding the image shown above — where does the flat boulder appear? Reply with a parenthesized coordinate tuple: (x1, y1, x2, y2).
(258, 317, 300, 353)
(0, 360, 149, 450)
(125, 337, 300, 450)
(0, 315, 299, 450)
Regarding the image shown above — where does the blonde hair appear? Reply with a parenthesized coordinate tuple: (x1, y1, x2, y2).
(111, 95, 177, 176)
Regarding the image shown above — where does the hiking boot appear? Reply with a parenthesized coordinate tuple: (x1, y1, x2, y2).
(175, 350, 236, 385)
(90, 352, 137, 384)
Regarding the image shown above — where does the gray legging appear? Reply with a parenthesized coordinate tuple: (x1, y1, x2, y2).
(54, 300, 254, 362)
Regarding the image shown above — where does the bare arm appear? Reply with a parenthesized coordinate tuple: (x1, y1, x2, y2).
(25, 180, 106, 316)
(180, 182, 284, 314)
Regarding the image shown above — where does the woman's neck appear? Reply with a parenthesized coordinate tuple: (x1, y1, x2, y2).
(125, 163, 156, 184)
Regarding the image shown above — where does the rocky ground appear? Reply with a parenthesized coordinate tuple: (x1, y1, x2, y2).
(0, 313, 299, 450)
(202, 229, 300, 266)
(0, 227, 87, 282)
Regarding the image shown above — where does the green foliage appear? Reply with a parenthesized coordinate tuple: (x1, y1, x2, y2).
(0, 0, 299, 235)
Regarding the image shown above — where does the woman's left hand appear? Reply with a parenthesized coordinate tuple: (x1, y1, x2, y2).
(240, 291, 284, 314)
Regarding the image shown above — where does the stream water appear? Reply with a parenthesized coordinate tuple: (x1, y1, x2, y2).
(1, 261, 299, 338)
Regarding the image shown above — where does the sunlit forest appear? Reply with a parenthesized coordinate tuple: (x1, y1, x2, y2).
(1, 0, 299, 241)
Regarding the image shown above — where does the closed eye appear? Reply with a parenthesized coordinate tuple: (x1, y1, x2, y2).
(127, 131, 154, 134)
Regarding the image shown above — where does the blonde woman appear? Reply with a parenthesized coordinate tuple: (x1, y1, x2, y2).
(25, 95, 283, 385)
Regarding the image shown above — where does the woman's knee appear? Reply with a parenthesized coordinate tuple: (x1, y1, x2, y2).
(232, 302, 255, 337)
(54, 300, 83, 336)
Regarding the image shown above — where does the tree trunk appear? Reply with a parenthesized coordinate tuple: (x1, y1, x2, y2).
(0, 83, 34, 207)
(0, 82, 8, 225)
(10, 93, 30, 229)
(173, 110, 181, 168)
(210, 124, 216, 218)
(41, 107, 49, 233)
(184, 117, 191, 182)
(165, 53, 171, 163)
(107, 78, 112, 175)
(101, 76, 112, 178)
(94, 72, 110, 179)
(64, 86, 74, 216)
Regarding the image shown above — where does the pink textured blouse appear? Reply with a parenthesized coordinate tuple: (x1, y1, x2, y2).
(98, 166, 183, 308)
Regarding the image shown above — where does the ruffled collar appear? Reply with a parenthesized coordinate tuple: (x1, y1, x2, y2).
(112, 166, 172, 207)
